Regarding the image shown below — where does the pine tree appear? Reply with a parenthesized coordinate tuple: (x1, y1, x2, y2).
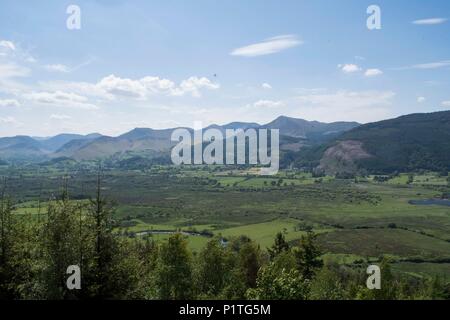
(293, 231, 323, 280)
(85, 171, 119, 298)
(268, 232, 289, 260)
(42, 185, 80, 299)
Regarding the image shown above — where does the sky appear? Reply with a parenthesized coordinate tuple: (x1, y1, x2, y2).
(0, 0, 449, 137)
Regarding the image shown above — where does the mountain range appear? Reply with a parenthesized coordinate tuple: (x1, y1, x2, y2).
(2, 111, 450, 174)
(0, 116, 359, 162)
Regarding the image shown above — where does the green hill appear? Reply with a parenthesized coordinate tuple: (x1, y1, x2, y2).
(311, 111, 450, 174)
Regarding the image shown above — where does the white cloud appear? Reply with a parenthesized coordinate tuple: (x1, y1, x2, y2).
(50, 114, 71, 120)
(338, 64, 361, 73)
(24, 91, 98, 110)
(173, 76, 220, 97)
(252, 100, 284, 108)
(0, 63, 30, 79)
(0, 40, 36, 64)
(44, 74, 220, 100)
(364, 68, 383, 77)
(44, 64, 71, 73)
(0, 116, 22, 126)
(230, 35, 302, 57)
(441, 101, 450, 107)
(412, 18, 448, 25)
(262, 83, 272, 89)
(398, 60, 450, 70)
(0, 40, 16, 51)
(0, 99, 20, 107)
(417, 97, 426, 103)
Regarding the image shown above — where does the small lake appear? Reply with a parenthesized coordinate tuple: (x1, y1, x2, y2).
(409, 199, 450, 207)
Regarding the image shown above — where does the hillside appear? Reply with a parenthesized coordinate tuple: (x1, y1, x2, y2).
(263, 116, 359, 141)
(315, 111, 450, 174)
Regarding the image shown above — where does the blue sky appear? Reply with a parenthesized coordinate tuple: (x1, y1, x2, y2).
(0, 0, 449, 136)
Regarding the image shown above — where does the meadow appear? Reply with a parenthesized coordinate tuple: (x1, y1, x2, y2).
(3, 164, 450, 280)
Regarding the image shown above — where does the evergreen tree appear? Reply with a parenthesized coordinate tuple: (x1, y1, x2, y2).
(293, 231, 323, 280)
(267, 232, 289, 260)
(42, 190, 80, 299)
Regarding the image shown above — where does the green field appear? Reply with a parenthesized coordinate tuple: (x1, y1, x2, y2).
(4, 165, 450, 279)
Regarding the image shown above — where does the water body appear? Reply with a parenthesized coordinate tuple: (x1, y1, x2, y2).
(135, 230, 209, 237)
(409, 199, 450, 207)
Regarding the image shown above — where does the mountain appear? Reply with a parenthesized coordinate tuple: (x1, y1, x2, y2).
(0, 136, 49, 161)
(38, 133, 103, 151)
(0, 133, 103, 161)
(315, 111, 450, 174)
(0, 116, 360, 162)
(264, 116, 360, 141)
(60, 128, 182, 160)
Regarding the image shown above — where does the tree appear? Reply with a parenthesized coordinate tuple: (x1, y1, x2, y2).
(83, 172, 123, 299)
(247, 262, 309, 300)
(42, 190, 80, 299)
(238, 241, 262, 289)
(196, 237, 229, 297)
(309, 265, 345, 300)
(156, 233, 194, 299)
(0, 188, 16, 299)
(267, 232, 289, 260)
(293, 231, 323, 280)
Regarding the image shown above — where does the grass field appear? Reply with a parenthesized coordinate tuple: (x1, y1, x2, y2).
(5, 165, 450, 279)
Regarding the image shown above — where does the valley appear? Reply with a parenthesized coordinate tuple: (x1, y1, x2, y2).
(4, 164, 450, 280)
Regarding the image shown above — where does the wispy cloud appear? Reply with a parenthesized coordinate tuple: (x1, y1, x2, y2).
(0, 63, 30, 79)
(50, 114, 71, 120)
(0, 40, 16, 51)
(24, 91, 99, 110)
(441, 101, 450, 107)
(230, 35, 302, 57)
(412, 18, 447, 25)
(0, 116, 22, 126)
(396, 60, 450, 70)
(262, 83, 272, 89)
(0, 99, 20, 107)
(44, 64, 71, 73)
(417, 97, 426, 103)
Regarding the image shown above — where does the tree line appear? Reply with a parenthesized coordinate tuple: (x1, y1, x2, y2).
(0, 178, 449, 300)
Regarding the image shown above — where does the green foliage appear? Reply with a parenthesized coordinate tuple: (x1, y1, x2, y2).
(156, 233, 194, 299)
(195, 237, 231, 297)
(293, 231, 323, 280)
(247, 265, 309, 300)
(267, 232, 289, 260)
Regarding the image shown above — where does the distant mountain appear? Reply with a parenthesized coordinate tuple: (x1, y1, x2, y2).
(38, 133, 103, 151)
(0, 133, 103, 161)
(0, 116, 360, 162)
(315, 111, 450, 174)
(0, 136, 48, 161)
(263, 116, 360, 141)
